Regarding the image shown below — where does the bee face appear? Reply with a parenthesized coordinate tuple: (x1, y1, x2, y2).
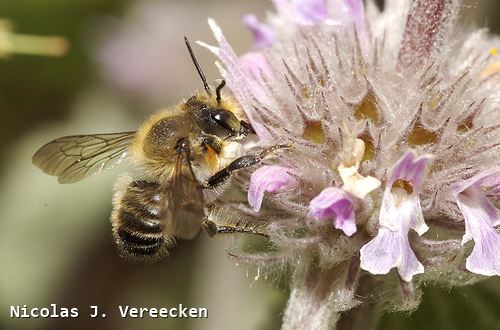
(186, 95, 249, 140)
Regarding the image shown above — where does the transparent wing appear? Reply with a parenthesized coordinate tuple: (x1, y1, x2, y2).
(162, 153, 204, 240)
(32, 132, 135, 183)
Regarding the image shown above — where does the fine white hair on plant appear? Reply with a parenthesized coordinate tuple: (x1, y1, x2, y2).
(200, 0, 500, 328)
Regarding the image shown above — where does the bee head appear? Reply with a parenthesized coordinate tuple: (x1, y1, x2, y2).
(184, 37, 254, 139)
(186, 86, 252, 140)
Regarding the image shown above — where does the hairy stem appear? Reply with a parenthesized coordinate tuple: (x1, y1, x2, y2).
(281, 256, 361, 330)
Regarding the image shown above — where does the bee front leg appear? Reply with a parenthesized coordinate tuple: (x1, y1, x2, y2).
(200, 134, 223, 153)
(202, 144, 290, 189)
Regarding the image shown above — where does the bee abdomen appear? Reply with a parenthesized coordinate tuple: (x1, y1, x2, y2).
(111, 177, 174, 260)
(115, 227, 164, 257)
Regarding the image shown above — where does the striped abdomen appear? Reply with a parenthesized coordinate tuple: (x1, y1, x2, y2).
(111, 177, 174, 260)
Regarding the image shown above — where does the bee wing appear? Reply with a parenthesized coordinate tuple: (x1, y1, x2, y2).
(32, 132, 135, 183)
(162, 153, 204, 240)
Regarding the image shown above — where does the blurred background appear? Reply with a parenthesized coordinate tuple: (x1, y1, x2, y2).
(0, 1, 499, 329)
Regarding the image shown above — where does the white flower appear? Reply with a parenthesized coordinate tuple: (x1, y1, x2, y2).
(453, 168, 500, 276)
(360, 150, 432, 281)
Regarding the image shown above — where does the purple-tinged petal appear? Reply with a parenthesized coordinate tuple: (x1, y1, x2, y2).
(344, 0, 367, 49)
(389, 150, 433, 190)
(466, 229, 500, 276)
(361, 188, 426, 281)
(360, 228, 424, 282)
(242, 15, 276, 49)
(398, 234, 425, 282)
(293, 0, 330, 24)
(452, 167, 500, 196)
(345, 0, 365, 27)
(360, 229, 401, 276)
(360, 150, 431, 281)
(198, 19, 273, 140)
(240, 52, 273, 80)
(453, 170, 500, 276)
(456, 189, 500, 276)
(483, 173, 500, 194)
(345, 0, 363, 18)
(248, 166, 297, 212)
(378, 188, 429, 235)
(309, 187, 356, 236)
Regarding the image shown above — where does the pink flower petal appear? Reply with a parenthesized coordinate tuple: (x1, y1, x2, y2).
(483, 173, 500, 194)
(465, 226, 500, 277)
(379, 189, 428, 235)
(345, 0, 363, 20)
(293, 0, 330, 24)
(309, 187, 356, 236)
(389, 150, 433, 190)
(454, 169, 500, 276)
(360, 150, 431, 281)
(240, 52, 273, 80)
(361, 190, 426, 281)
(452, 167, 500, 197)
(344, 0, 365, 33)
(248, 166, 297, 212)
(360, 227, 424, 282)
(242, 15, 276, 49)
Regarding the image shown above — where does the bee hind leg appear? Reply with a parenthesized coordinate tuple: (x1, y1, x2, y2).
(202, 218, 269, 238)
(203, 144, 290, 189)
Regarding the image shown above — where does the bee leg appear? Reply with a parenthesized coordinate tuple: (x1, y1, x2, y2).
(202, 218, 269, 238)
(200, 134, 223, 153)
(203, 144, 290, 189)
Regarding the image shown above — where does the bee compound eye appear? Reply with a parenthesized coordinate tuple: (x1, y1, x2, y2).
(211, 110, 239, 135)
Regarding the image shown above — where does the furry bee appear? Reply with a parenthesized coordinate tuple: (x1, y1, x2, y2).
(33, 38, 279, 261)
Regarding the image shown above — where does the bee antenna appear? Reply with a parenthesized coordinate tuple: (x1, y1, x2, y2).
(215, 79, 226, 105)
(184, 36, 211, 96)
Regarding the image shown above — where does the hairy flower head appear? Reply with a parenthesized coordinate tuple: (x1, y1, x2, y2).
(200, 0, 500, 324)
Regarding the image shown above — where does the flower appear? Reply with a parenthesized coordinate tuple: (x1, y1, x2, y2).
(360, 151, 432, 282)
(199, 0, 500, 327)
(248, 165, 297, 212)
(239, 52, 273, 81)
(291, 0, 334, 25)
(309, 187, 356, 236)
(242, 15, 276, 49)
(337, 125, 380, 199)
(453, 169, 500, 276)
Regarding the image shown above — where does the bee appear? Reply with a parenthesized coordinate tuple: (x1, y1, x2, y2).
(33, 38, 281, 261)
